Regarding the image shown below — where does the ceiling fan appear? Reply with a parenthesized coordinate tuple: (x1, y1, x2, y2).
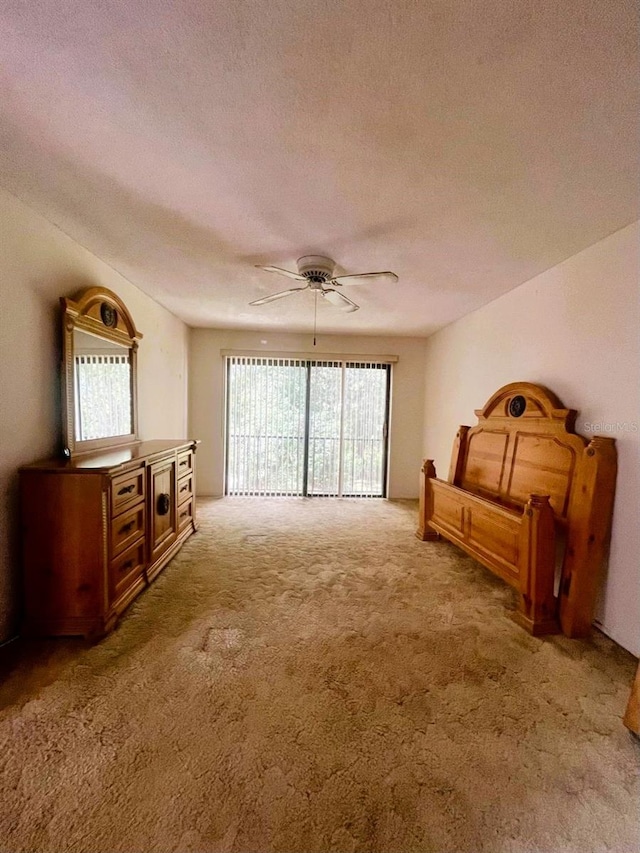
(250, 255, 398, 313)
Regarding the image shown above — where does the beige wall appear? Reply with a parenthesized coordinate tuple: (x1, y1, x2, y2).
(0, 189, 189, 642)
(422, 222, 640, 655)
(189, 329, 427, 500)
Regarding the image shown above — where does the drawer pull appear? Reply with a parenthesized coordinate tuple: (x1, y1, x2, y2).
(119, 520, 136, 535)
(180, 483, 189, 493)
(179, 509, 188, 520)
(118, 484, 136, 496)
(120, 560, 134, 573)
(157, 493, 171, 516)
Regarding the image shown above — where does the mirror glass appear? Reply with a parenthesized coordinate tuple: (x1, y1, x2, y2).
(73, 329, 133, 442)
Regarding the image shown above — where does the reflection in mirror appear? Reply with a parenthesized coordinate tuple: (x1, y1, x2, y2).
(73, 329, 133, 441)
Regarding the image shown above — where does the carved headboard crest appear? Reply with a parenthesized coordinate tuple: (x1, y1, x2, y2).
(475, 382, 576, 431)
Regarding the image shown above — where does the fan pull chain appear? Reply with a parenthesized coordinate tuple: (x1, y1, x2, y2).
(313, 290, 318, 347)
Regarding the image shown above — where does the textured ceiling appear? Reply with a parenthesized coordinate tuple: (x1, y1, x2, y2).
(1, 1, 637, 336)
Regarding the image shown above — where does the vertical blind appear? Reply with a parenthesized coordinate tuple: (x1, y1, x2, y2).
(226, 358, 307, 496)
(225, 356, 390, 497)
(342, 363, 390, 497)
(307, 361, 342, 496)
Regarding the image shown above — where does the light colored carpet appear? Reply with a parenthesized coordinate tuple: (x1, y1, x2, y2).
(1, 498, 638, 853)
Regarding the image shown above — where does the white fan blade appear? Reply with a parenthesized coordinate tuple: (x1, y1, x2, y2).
(255, 264, 306, 281)
(330, 271, 398, 286)
(322, 288, 359, 312)
(250, 287, 307, 306)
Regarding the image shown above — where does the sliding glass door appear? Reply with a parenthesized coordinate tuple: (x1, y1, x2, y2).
(225, 357, 390, 497)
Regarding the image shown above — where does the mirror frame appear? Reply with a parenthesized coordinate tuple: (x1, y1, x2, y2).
(61, 286, 143, 457)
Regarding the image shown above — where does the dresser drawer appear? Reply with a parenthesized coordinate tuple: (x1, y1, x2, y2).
(177, 499, 193, 533)
(111, 503, 145, 557)
(110, 539, 146, 602)
(111, 469, 145, 515)
(177, 449, 194, 477)
(177, 473, 193, 505)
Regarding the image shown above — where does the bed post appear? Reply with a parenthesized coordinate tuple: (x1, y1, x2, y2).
(513, 494, 559, 635)
(416, 459, 439, 541)
(560, 436, 617, 638)
(448, 425, 470, 485)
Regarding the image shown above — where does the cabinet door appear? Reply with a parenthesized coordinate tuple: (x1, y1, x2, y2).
(149, 457, 177, 564)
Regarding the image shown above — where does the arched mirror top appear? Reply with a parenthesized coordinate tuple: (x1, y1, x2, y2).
(62, 286, 143, 346)
(62, 286, 143, 457)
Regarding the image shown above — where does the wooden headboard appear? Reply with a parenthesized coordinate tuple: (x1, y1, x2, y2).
(445, 382, 617, 636)
(452, 383, 583, 523)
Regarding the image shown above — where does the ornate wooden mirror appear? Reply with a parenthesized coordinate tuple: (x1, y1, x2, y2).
(61, 286, 143, 457)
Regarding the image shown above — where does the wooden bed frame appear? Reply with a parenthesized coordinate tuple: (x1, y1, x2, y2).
(417, 382, 617, 638)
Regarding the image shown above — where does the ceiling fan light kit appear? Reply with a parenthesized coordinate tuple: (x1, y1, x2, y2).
(250, 255, 398, 314)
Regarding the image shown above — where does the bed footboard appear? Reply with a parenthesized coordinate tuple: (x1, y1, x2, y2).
(418, 461, 558, 635)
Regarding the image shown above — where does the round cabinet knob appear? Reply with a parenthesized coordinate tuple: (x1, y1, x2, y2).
(157, 493, 171, 516)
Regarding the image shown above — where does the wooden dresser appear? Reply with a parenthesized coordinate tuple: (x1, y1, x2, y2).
(20, 439, 198, 638)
